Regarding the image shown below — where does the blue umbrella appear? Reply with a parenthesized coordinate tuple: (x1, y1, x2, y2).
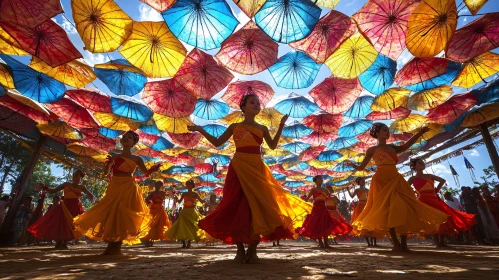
(203, 124, 227, 138)
(0, 85, 5, 96)
(278, 154, 299, 163)
(139, 120, 162, 136)
(344, 96, 373, 119)
(268, 51, 321, 89)
(110, 95, 153, 122)
(284, 181, 303, 188)
(274, 93, 318, 118)
(265, 157, 278, 165)
(443, 113, 466, 133)
(162, 0, 239, 50)
(140, 156, 160, 163)
(317, 150, 343, 162)
(330, 177, 353, 186)
(165, 178, 181, 184)
(98, 127, 123, 138)
(199, 173, 219, 183)
(472, 76, 499, 105)
(195, 186, 215, 192)
(0, 54, 65, 103)
(282, 123, 313, 138)
(359, 54, 396, 95)
(282, 142, 311, 154)
(164, 165, 195, 174)
(193, 99, 229, 120)
(94, 59, 147, 97)
(405, 61, 462, 92)
(410, 141, 426, 151)
(293, 161, 309, 171)
(338, 119, 372, 137)
(273, 173, 286, 181)
(206, 154, 231, 165)
(333, 162, 355, 173)
(326, 137, 359, 150)
(255, 0, 321, 43)
(150, 137, 174, 151)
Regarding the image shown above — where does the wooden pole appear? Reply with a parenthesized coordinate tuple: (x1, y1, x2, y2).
(0, 135, 47, 246)
(478, 123, 499, 176)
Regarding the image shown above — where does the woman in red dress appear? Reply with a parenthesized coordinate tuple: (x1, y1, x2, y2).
(325, 187, 352, 244)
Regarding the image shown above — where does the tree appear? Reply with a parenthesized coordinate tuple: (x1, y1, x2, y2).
(474, 165, 498, 191)
(0, 133, 33, 194)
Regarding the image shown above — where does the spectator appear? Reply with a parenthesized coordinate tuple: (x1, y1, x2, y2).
(444, 191, 461, 210)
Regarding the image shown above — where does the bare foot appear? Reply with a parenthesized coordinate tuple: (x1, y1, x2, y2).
(391, 245, 403, 252)
(246, 245, 260, 264)
(109, 242, 124, 256)
(102, 243, 113, 255)
(402, 245, 411, 252)
(234, 248, 246, 264)
(186, 241, 192, 249)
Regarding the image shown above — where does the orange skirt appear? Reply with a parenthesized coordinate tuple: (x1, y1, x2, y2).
(145, 204, 171, 241)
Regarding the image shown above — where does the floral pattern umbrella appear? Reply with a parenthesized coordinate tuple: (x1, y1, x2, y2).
(303, 112, 343, 134)
(405, 61, 461, 92)
(47, 96, 100, 129)
(395, 57, 449, 87)
(0, 0, 62, 28)
(268, 51, 321, 89)
(427, 92, 477, 124)
(65, 89, 112, 113)
(222, 80, 274, 109)
(298, 145, 326, 161)
(300, 131, 336, 146)
(366, 106, 411, 120)
(309, 77, 363, 114)
(142, 79, 196, 118)
(140, 0, 176, 12)
(452, 52, 499, 89)
(168, 132, 203, 149)
(407, 85, 452, 111)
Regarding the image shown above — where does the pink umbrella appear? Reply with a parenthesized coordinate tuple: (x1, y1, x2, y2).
(394, 57, 450, 87)
(168, 132, 203, 149)
(142, 79, 196, 118)
(81, 135, 116, 153)
(366, 106, 411, 120)
(65, 89, 112, 113)
(427, 92, 477, 124)
(222, 80, 274, 109)
(298, 146, 326, 161)
(309, 77, 363, 114)
(300, 131, 337, 146)
(136, 130, 160, 146)
(47, 96, 100, 128)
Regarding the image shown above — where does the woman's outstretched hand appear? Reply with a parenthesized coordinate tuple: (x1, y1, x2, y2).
(280, 114, 289, 127)
(187, 125, 203, 132)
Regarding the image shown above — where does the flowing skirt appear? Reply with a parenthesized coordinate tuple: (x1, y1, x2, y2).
(352, 165, 448, 236)
(164, 207, 205, 241)
(28, 198, 83, 241)
(327, 207, 352, 235)
(199, 151, 312, 244)
(74, 176, 151, 245)
(144, 204, 171, 241)
(299, 202, 350, 239)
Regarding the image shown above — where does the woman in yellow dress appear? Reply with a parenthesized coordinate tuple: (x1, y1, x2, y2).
(74, 131, 160, 255)
(347, 177, 377, 247)
(164, 180, 205, 248)
(144, 181, 171, 247)
(346, 123, 448, 252)
(188, 94, 312, 263)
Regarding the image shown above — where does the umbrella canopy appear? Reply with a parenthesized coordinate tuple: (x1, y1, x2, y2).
(150, 137, 174, 151)
(371, 88, 411, 112)
(203, 124, 227, 138)
(164, 165, 195, 175)
(274, 93, 318, 118)
(289, 10, 356, 63)
(407, 86, 453, 111)
(174, 48, 234, 99)
(356, 130, 378, 145)
(142, 79, 196, 118)
(358, 54, 397, 96)
(154, 115, 193, 133)
(0, 25, 29, 56)
(221, 111, 245, 125)
(29, 58, 96, 89)
(94, 59, 147, 96)
(298, 145, 326, 161)
(395, 57, 450, 87)
(254, 0, 322, 44)
(405, 61, 461, 92)
(72, 0, 133, 53)
(303, 112, 343, 134)
(406, 0, 457, 57)
(47, 96, 100, 129)
(366, 106, 411, 121)
(472, 76, 499, 105)
(461, 103, 499, 127)
(389, 113, 427, 134)
(119, 21, 186, 78)
(222, 80, 274, 109)
(93, 112, 132, 130)
(325, 33, 378, 79)
(162, 0, 239, 50)
(193, 99, 230, 120)
(309, 77, 363, 114)
(214, 21, 278, 75)
(110, 95, 153, 122)
(65, 89, 112, 113)
(0, 63, 14, 89)
(206, 154, 231, 165)
(463, 0, 488, 16)
(338, 119, 373, 137)
(327, 137, 359, 150)
(412, 123, 443, 143)
(0, 89, 50, 123)
(317, 150, 342, 162)
(98, 127, 123, 139)
(452, 52, 499, 89)
(427, 92, 477, 124)
(233, 0, 266, 17)
(256, 108, 284, 131)
(0, 0, 62, 28)
(67, 143, 103, 157)
(81, 135, 116, 153)
(312, 0, 340, 9)
(344, 95, 373, 119)
(168, 132, 203, 149)
(140, 0, 176, 12)
(268, 51, 321, 89)
(282, 142, 312, 154)
(37, 120, 83, 140)
(282, 123, 313, 138)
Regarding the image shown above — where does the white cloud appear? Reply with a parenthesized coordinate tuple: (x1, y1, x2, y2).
(396, 49, 413, 72)
(432, 163, 452, 176)
(82, 50, 106, 66)
(61, 17, 77, 34)
(469, 149, 480, 157)
(346, 0, 357, 7)
(139, 4, 164, 21)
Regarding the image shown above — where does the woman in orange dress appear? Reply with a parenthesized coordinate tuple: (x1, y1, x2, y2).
(188, 94, 312, 263)
(347, 178, 376, 247)
(144, 181, 171, 247)
(74, 131, 161, 255)
(346, 123, 448, 252)
(408, 158, 476, 247)
(28, 170, 94, 249)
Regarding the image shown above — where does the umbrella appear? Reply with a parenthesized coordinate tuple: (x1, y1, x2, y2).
(254, 0, 321, 44)
(119, 21, 186, 78)
(289, 10, 356, 63)
(405, 61, 461, 92)
(37, 120, 83, 140)
(0, 19, 81, 67)
(412, 123, 443, 143)
(463, 0, 488, 16)
(388, 132, 413, 144)
(174, 48, 234, 99)
(447, 13, 499, 63)
(344, 95, 373, 119)
(351, 142, 371, 153)
(358, 54, 396, 95)
(94, 59, 147, 96)
(0, 0, 62, 28)
(199, 173, 219, 183)
(256, 108, 284, 132)
(142, 79, 196, 118)
(298, 146, 326, 161)
(303, 112, 343, 134)
(222, 80, 274, 109)
(162, 0, 239, 50)
(300, 131, 336, 146)
(366, 106, 411, 121)
(67, 143, 103, 157)
(461, 103, 499, 127)
(207, 154, 231, 165)
(164, 165, 195, 175)
(214, 21, 278, 75)
(0, 63, 14, 89)
(389, 113, 427, 134)
(93, 112, 132, 130)
(406, 0, 457, 57)
(353, 0, 420, 60)
(282, 123, 313, 139)
(140, 0, 176, 12)
(333, 162, 356, 173)
(325, 33, 378, 79)
(110, 96, 153, 122)
(274, 93, 318, 118)
(203, 124, 227, 138)
(0, 26, 28, 56)
(427, 93, 478, 124)
(452, 52, 499, 89)
(371, 88, 410, 112)
(194, 163, 214, 173)
(284, 181, 303, 188)
(395, 57, 450, 87)
(29, 58, 96, 89)
(309, 77, 363, 114)
(0, 54, 65, 103)
(98, 127, 123, 138)
(72, 0, 133, 53)
(472, 76, 499, 105)
(136, 130, 160, 146)
(0, 89, 50, 123)
(327, 137, 358, 150)
(407, 86, 452, 111)
(282, 142, 311, 154)
(65, 89, 112, 113)
(338, 119, 373, 137)
(221, 111, 245, 125)
(268, 51, 321, 89)
(150, 137, 174, 151)
(154, 115, 193, 133)
(168, 132, 203, 149)
(81, 135, 116, 153)
(317, 150, 342, 162)
(193, 99, 230, 120)
(312, 0, 340, 8)
(233, 0, 266, 17)
(356, 130, 378, 145)
(47, 97, 100, 129)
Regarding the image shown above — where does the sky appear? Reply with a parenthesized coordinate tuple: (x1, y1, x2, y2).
(3, 0, 499, 193)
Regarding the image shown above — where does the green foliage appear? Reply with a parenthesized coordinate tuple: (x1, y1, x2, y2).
(473, 165, 498, 191)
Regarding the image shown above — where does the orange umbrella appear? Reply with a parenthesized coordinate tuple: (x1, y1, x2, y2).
(452, 52, 499, 89)
(389, 114, 427, 134)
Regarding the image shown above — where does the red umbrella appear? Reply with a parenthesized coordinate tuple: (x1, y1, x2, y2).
(142, 79, 196, 118)
(352, 0, 420, 60)
(351, 142, 371, 153)
(0, 94, 50, 124)
(195, 163, 214, 174)
(168, 132, 203, 149)
(135, 147, 168, 159)
(427, 92, 477, 124)
(303, 166, 329, 176)
(65, 89, 112, 113)
(174, 48, 234, 99)
(214, 21, 278, 75)
(388, 132, 413, 144)
(139, 0, 175, 12)
(298, 146, 326, 161)
(366, 106, 411, 120)
(289, 10, 356, 63)
(0, 19, 81, 67)
(47, 96, 100, 128)
(300, 131, 336, 146)
(356, 130, 378, 145)
(0, 0, 63, 28)
(136, 130, 160, 146)
(303, 113, 343, 134)
(81, 135, 116, 153)
(394, 57, 450, 87)
(309, 77, 363, 114)
(222, 80, 274, 109)
(447, 13, 499, 63)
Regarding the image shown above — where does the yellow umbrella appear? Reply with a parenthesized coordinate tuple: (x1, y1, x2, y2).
(71, 0, 133, 53)
(29, 58, 97, 89)
(91, 154, 109, 163)
(0, 26, 28, 55)
(281, 161, 299, 170)
(153, 114, 193, 133)
(93, 112, 132, 130)
(221, 110, 244, 125)
(389, 113, 428, 134)
(234, 0, 266, 17)
(0, 63, 14, 89)
(313, 0, 340, 9)
(338, 148, 360, 159)
(308, 159, 335, 169)
(263, 148, 291, 157)
(67, 143, 104, 157)
(353, 170, 372, 177)
(162, 147, 187, 156)
(6, 89, 50, 115)
(452, 52, 499, 89)
(325, 33, 378, 79)
(410, 123, 443, 143)
(464, 0, 488, 15)
(256, 108, 283, 131)
(371, 88, 410, 112)
(407, 86, 453, 111)
(37, 121, 83, 140)
(119, 21, 187, 78)
(461, 103, 499, 127)
(406, 0, 457, 57)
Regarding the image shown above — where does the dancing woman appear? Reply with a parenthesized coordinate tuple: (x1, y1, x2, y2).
(346, 123, 448, 252)
(188, 94, 312, 263)
(144, 181, 171, 247)
(347, 178, 376, 247)
(325, 187, 352, 245)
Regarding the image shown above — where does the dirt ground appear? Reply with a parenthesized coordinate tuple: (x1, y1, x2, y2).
(0, 240, 498, 280)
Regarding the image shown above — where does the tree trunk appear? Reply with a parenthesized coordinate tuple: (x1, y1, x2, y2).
(0, 163, 13, 194)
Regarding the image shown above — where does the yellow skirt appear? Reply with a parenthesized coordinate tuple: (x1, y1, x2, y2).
(74, 176, 152, 245)
(164, 207, 205, 241)
(352, 165, 448, 236)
